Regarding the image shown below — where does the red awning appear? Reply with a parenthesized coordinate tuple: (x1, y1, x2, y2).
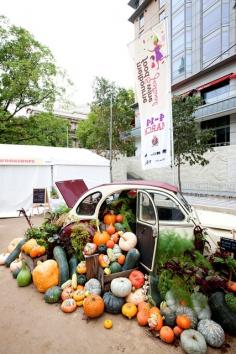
(197, 73, 234, 91)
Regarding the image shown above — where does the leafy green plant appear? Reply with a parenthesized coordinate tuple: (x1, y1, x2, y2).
(225, 293, 236, 313)
(70, 223, 90, 260)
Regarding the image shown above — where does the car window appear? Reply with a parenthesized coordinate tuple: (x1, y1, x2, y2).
(138, 192, 156, 225)
(76, 192, 102, 216)
(151, 193, 185, 221)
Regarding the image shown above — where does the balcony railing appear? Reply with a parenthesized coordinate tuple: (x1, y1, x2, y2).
(195, 95, 236, 120)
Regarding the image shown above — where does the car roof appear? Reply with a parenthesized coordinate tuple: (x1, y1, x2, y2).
(93, 180, 178, 193)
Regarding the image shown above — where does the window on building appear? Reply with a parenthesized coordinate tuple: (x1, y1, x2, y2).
(203, 3, 221, 37)
(172, 0, 184, 12)
(159, 0, 165, 8)
(159, 10, 166, 22)
(172, 55, 185, 79)
(203, 0, 218, 11)
(201, 81, 230, 104)
(172, 30, 185, 56)
(139, 13, 144, 29)
(222, 1, 230, 25)
(186, 4, 192, 26)
(172, 7, 184, 34)
(203, 30, 221, 63)
(201, 116, 230, 146)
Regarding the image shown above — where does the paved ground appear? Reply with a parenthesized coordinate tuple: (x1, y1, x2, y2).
(0, 216, 236, 354)
(185, 195, 236, 215)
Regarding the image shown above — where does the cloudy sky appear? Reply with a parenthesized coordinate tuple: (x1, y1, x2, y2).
(1, 0, 135, 106)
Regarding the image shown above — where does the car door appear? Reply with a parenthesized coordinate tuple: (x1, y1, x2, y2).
(136, 190, 158, 272)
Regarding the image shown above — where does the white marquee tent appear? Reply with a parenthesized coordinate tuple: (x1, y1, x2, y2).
(0, 144, 110, 217)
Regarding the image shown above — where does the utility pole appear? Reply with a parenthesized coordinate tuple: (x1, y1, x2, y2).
(109, 95, 113, 183)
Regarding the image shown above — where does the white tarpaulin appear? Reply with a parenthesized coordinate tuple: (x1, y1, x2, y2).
(0, 144, 110, 217)
(129, 20, 172, 169)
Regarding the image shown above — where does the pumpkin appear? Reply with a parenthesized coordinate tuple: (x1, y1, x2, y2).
(97, 244, 107, 254)
(197, 319, 225, 348)
(104, 212, 116, 225)
(10, 259, 22, 272)
(122, 248, 140, 271)
(126, 288, 146, 305)
(160, 326, 175, 344)
(111, 232, 119, 244)
(191, 292, 211, 320)
(98, 254, 110, 268)
(103, 292, 125, 314)
(73, 289, 86, 302)
(83, 243, 97, 256)
(112, 244, 122, 260)
(17, 261, 31, 287)
(176, 306, 198, 329)
(114, 223, 125, 232)
(61, 298, 77, 313)
(227, 280, 236, 292)
(176, 315, 191, 329)
(7, 237, 24, 253)
(111, 277, 132, 298)
(138, 302, 151, 312)
(173, 326, 183, 337)
(30, 245, 41, 258)
(76, 261, 87, 274)
(117, 254, 125, 265)
(129, 270, 145, 289)
(104, 267, 111, 275)
(21, 238, 37, 255)
(104, 319, 113, 329)
(137, 308, 149, 326)
(122, 303, 137, 319)
(148, 312, 163, 331)
(5, 239, 26, 267)
(149, 306, 161, 316)
(180, 329, 207, 354)
(119, 232, 137, 252)
(106, 224, 116, 235)
(85, 278, 101, 295)
(61, 286, 74, 301)
(0, 253, 10, 265)
(83, 295, 104, 318)
(93, 231, 110, 246)
(37, 246, 46, 257)
(165, 290, 178, 311)
(106, 239, 115, 248)
(44, 286, 62, 304)
(116, 214, 124, 223)
(160, 301, 176, 327)
(77, 274, 87, 286)
(109, 262, 122, 273)
(32, 260, 59, 293)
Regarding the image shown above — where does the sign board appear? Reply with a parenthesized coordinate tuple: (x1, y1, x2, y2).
(220, 237, 236, 253)
(33, 188, 47, 204)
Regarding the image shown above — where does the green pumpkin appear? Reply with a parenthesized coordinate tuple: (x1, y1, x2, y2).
(114, 223, 125, 232)
(97, 244, 107, 254)
(103, 292, 125, 314)
(77, 274, 87, 286)
(197, 319, 225, 348)
(110, 262, 122, 274)
(12, 267, 21, 279)
(44, 286, 62, 304)
(17, 261, 31, 287)
(160, 301, 176, 327)
(180, 329, 207, 354)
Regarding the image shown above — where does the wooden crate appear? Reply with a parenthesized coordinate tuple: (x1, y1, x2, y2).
(84, 253, 99, 280)
(21, 252, 47, 271)
(98, 267, 137, 292)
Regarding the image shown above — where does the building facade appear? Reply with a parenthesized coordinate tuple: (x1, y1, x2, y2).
(127, 0, 236, 195)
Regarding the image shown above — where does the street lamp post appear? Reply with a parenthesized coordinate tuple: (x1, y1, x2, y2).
(109, 95, 113, 183)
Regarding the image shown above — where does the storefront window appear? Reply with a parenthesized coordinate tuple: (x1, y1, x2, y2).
(202, 82, 230, 104)
(201, 116, 230, 146)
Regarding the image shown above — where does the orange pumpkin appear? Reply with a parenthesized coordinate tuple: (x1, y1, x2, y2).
(116, 214, 124, 223)
(30, 245, 41, 258)
(227, 281, 236, 292)
(83, 295, 104, 318)
(106, 224, 116, 235)
(176, 315, 191, 329)
(160, 326, 175, 344)
(37, 245, 46, 257)
(110, 232, 119, 244)
(106, 239, 115, 249)
(104, 213, 116, 225)
(117, 254, 125, 265)
(138, 301, 151, 312)
(137, 308, 149, 326)
(32, 260, 59, 293)
(61, 286, 74, 301)
(149, 306, 161, 316)
(148, 312, 163, 331)
(61, 298, 77, 313)
(173, 326, 183, 337)
(93, 231, 110, 246)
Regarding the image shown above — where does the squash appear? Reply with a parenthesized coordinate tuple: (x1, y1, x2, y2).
(17, 261, 31, 287)
(114, 223, 126, 232)
(12, 267, 21, 279)
(53, 246, 69, 286)
(30, 245, 41, 258)
(98, 254, 110, 268)
(32, 260, 59, 293)
(129, 270, 145, 289)
(191, 292, 211, 320)
(44, 286, 62, 304)
(21, 238, 37, 255)
(61, 298, 77, 313)
(209, 292, 236, 335)
(71, 273, 77, 290)
(176, 306, 198, 329)
(69, 255, 78, 277)
(122, 248, 140, 271)
(197, 319, 225, 348)
(118, 254, 125, 265)
(180, 329, 207, 354)
(126, 288, 146, 305)
(10, 259, 22, 272)
(138, 302, 151, 312)
(83, 295, 104, 318)
(122, 303, 137, 319)
(119, 232, 137, 252)
(61, 286, 74, 301)
(73, 289, 86, 302)
(116, 214, 124, 223)
(104, 319, 113, 329)
(97, 244, 107, 254)
(173, 326, 183, 337)
(5, 239, 26, 267)
(227, 280, 236, 292)
(111, 277, 132, 298)
(108, 245, 122, 261)
(137, 308, 149, 326)
(76, 261, 86, 274)
(111, 232, 119, 244)
(176, 315, 191, 329)
(61, 279, 72, 290)
(83, 243, 97, 256)
(104, 212, 116, 225)
(93, 230, 110, 246)
(77, 274, 87, 286)
(159, 326, 175, 344)
(103, 292, 125, 314)
(106, 224, 116, 235)
(109, 262, 122, 274)
(85, 278, 101, 295)
(106, 239, 115, 248)
(165, 290, 178, 312)
(160, 301, 176, 327)
(0, 253, 10, 265)
(148, 312, 163, 331)
(7, 237, 24, 253)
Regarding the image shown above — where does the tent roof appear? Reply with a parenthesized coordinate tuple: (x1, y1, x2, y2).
(0, 144, 109, 167)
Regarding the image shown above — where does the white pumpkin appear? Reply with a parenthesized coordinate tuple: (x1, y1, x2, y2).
(0, 253, 10, 265)
(10, 259, 22, 272)
(198, 319, 225, 348)
(7, 237, 23, 253)
(85, 278, 101, 295)
(119, 232, 137, 252)
(111, 277, 132, 298)
(180, 329, 207, 354)
(83, 243, 97, 256)
(126, 288, 146, 305)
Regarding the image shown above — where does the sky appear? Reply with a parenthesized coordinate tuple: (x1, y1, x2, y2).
(1, 0, 135, 107)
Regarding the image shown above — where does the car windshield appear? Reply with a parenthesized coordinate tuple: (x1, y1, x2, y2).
(177, 192, 191, 212)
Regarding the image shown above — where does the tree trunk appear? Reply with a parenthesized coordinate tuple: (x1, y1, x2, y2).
(177, 159, 182, 193)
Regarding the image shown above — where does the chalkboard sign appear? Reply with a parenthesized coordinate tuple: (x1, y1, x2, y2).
(220, 237, 236, 253)
(33, 189, 47, 204)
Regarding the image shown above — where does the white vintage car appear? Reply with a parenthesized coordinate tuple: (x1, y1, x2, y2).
(66, 180, 235, 272)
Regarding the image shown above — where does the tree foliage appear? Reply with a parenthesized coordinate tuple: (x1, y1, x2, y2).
(77, 77, 135, 157)
(173, 95, 214, 192)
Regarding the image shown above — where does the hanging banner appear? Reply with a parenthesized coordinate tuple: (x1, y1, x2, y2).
(129, 20, 172, 169)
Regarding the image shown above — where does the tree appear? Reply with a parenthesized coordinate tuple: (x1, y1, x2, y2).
(0, 16, 68, 143)
(77, 77, 135, 157)
(173, 95, 214, 193)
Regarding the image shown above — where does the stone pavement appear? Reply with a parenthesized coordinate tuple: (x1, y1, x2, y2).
(185, 194, 236, 215)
